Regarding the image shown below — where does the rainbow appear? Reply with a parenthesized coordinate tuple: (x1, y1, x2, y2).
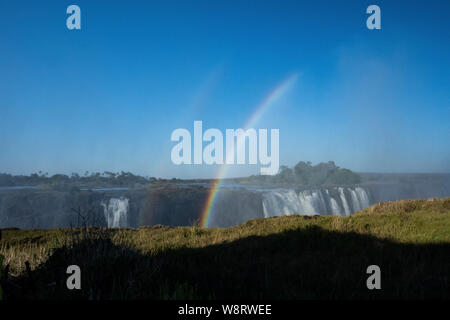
(199, 73, 299, 227)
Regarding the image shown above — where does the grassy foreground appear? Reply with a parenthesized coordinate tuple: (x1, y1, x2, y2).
(1, 198, 450, 299)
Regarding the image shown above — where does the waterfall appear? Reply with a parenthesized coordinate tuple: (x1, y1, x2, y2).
(355, 187, 370, 209)
(297, 191, 316, 214)
(338, 187, 351, 215)
(262, 190, 303, 218)
(261, 187, 370, 217)
(330, 198, 341, 215)
(298, 190, 328, 214)
(349, 189, 361, 211)
(101, 197, 129, 228)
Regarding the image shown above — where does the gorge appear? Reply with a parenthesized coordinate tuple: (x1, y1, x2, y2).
(0, 172, 449, 229)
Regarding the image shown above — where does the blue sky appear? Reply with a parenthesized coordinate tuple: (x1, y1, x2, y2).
(0, 0, 449, 178)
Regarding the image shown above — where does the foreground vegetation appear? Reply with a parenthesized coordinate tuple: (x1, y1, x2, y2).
(1, 198, 449, 299)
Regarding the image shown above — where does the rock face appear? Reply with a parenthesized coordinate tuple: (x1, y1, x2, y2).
(0, 185, 212, 229)
(0, 174, 449, 229)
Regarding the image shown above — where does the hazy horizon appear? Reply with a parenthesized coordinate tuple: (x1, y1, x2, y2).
(2, 163, 450, 181)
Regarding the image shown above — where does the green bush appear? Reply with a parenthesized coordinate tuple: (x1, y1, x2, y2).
(325, 168, 361, 185)
(237, 161, 362, 186)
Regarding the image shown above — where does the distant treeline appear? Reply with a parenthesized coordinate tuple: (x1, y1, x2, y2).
(0, 171, 153, 189)
(229, 161, 361, 186)
(0, 161, 362, 189)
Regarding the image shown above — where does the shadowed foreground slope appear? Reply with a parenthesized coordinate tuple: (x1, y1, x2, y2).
(1, 198, 449, 299)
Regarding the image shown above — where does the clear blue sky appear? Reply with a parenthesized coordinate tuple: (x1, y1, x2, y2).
(0, 0, 449, 178)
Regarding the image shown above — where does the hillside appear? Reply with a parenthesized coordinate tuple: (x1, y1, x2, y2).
(1, 197, 449, 299)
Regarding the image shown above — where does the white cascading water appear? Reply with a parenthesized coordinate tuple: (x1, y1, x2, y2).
(262, 187, 370, 217)
(101, 197, 129, 228)
(349, 189, 362, 211)
(298, 190, 327, 214)
(338, 187, 351, 215)
(330, 198, 341, 215)
(355, 187, 370, 209)
(262, 189, 303, 218)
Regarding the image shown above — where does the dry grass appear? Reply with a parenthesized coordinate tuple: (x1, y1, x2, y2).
(1, 197, 449, 299)
(356, 197, 450, 215)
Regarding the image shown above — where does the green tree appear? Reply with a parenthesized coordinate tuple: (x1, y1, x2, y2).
(293, 161, 313, 185)
(276, 165, 295, 184)
(325, 168, 361, 185)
